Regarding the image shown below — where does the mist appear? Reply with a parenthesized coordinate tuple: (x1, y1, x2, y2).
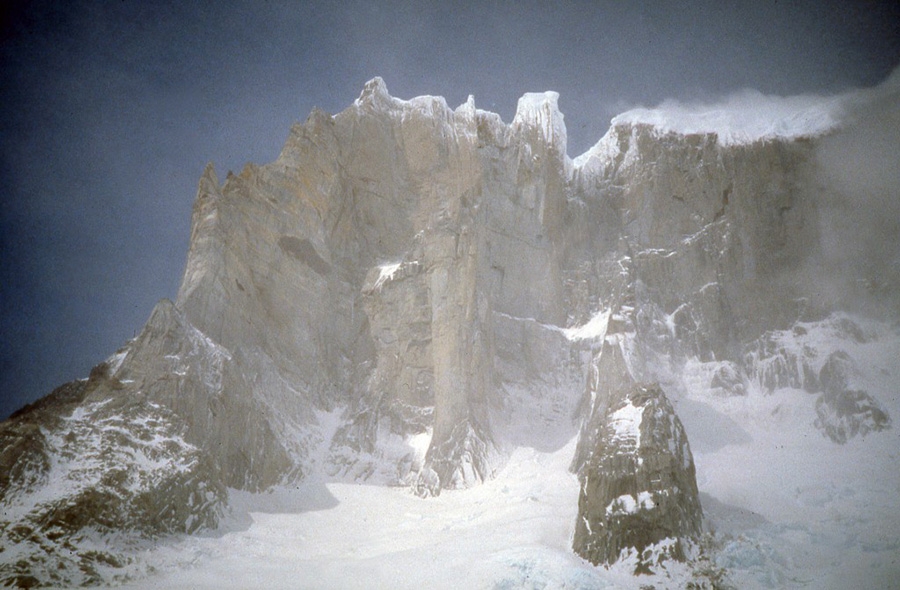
(814, 69, 900, 315)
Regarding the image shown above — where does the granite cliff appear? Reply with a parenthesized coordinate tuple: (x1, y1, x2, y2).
(2, 77, 897, 587)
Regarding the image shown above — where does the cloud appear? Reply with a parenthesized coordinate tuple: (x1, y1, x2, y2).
(609, 89, 852, 145)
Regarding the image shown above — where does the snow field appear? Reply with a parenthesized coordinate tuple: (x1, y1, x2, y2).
(119, 318, 899, 589)
(123, 439, 624, 589)
(677, 323, 900, 589)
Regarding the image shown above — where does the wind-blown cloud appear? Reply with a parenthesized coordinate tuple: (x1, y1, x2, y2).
(610, 89, 848, 145)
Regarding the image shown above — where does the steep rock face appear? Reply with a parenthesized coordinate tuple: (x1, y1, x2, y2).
(328, 257, 433, 483)
(318, 83, 578, 492)
(165, 78, 893, 500)
(576, 124, 822, 365)
(147, 79, 581, 498)
(109, 300, 294, 490)
(572, 336, 702, 572)
(571, 120, 893, 449)
(491, 311, 591, 451)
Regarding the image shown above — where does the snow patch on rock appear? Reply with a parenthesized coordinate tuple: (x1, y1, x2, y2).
(609, 400, 644, 449)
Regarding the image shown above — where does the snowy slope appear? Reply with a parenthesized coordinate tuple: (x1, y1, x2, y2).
(111, 322, 899, 590)
(676, 318, 900, 589)
(121, 440, 698, 590)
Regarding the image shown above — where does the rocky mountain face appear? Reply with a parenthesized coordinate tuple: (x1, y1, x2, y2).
(0, 354, 226, 586)
(2, 78, 896, 586)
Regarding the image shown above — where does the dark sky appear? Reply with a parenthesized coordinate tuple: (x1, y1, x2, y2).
(1, 0, 898, 419)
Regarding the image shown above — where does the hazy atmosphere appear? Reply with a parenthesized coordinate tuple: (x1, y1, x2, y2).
(2, 0, 899, 419)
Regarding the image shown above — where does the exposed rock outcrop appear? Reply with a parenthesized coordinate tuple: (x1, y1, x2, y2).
(0, 362, 225, 587)
(814, 350, 891, 443)
(572, 330, 702, 573)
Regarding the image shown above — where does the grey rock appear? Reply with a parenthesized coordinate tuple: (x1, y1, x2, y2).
(815, 388, 891, 444)
(572, 339, 702, 573)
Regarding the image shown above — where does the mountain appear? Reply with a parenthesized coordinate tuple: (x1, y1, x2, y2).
(2, 76, 898, 588)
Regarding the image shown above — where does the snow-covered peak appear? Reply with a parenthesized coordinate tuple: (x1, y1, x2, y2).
(354, 78, 467, 129)
(610, 89, 847, 146)
(454, 94, 476, 119)
(512, 91, 567, 150)
(355, 76, 393, 107)
(352, 80, 572, 155)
